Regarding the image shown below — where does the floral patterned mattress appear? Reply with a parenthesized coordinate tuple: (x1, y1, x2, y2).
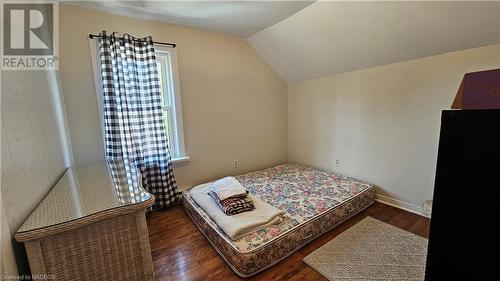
(182, 164, 375, 277)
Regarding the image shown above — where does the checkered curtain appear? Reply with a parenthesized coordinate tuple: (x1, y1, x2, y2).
(107, 159, 147, 205)
(98, 31, 179, 210)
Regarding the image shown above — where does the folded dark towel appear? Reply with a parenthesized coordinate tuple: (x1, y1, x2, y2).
(208, 191, 255, 216)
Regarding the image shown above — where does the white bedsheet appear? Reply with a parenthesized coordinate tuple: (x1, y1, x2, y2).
(189, 183, 284, 240)
(210, 176, 247, 201)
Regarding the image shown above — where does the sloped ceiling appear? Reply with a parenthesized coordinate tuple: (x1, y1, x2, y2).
(248, 1, 500, 82)
(68, 1, 315, 37)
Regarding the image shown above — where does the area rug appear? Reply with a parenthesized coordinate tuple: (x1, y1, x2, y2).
(303, 217, 428, 280)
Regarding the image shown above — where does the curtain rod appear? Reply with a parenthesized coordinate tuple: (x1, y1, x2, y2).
(88, 33, 176, 48)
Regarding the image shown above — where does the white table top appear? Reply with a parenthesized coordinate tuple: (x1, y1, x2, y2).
(16, 161, 154, 241)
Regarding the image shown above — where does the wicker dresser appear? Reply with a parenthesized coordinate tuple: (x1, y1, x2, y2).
(15, 161, 155, 281)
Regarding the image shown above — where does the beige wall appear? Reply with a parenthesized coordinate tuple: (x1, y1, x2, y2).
(1, 71, 67, 275)
(288, 44, 500, 208)
(59, 5, 288, 190)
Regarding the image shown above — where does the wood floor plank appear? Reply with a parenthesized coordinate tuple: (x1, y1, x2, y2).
(147, 201, 430, 280)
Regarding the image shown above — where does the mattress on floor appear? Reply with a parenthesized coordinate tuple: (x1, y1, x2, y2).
(182, 164, 375, 277)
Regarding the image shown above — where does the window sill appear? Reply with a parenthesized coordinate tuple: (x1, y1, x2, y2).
(172, 156, 190, 164)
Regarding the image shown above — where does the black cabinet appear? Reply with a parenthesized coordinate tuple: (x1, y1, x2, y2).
(425, 109, 500, 280)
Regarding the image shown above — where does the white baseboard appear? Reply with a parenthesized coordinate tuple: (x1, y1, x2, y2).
(375, 193, 430, 218)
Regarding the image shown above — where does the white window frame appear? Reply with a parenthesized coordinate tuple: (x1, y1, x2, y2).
(88, 39, 188, 163)
(155, 46, 188, 162)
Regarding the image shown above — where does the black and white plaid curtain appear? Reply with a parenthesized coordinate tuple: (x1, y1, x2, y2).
(98, 31, 179, 210)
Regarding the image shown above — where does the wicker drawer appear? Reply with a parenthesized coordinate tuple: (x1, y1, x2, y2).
(25, 212, 153, 281)
(16, 162, 156, 281)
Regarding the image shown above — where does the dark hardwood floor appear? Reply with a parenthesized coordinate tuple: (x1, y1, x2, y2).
(147, 202, 430, 281)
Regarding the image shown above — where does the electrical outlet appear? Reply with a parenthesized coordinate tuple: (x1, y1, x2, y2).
(335, 158, 341, 167)
(233, 159, 239, 167)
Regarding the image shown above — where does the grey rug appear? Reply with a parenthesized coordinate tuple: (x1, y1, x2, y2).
(303, 217, 428, 280)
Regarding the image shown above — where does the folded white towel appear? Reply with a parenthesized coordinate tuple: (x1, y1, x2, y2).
(210, 176, 248, 201)
(190, 183, 284, 240)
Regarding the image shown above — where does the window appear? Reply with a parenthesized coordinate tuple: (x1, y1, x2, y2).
(89, 41, 188, 162)
(155, 48, 187, 161)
